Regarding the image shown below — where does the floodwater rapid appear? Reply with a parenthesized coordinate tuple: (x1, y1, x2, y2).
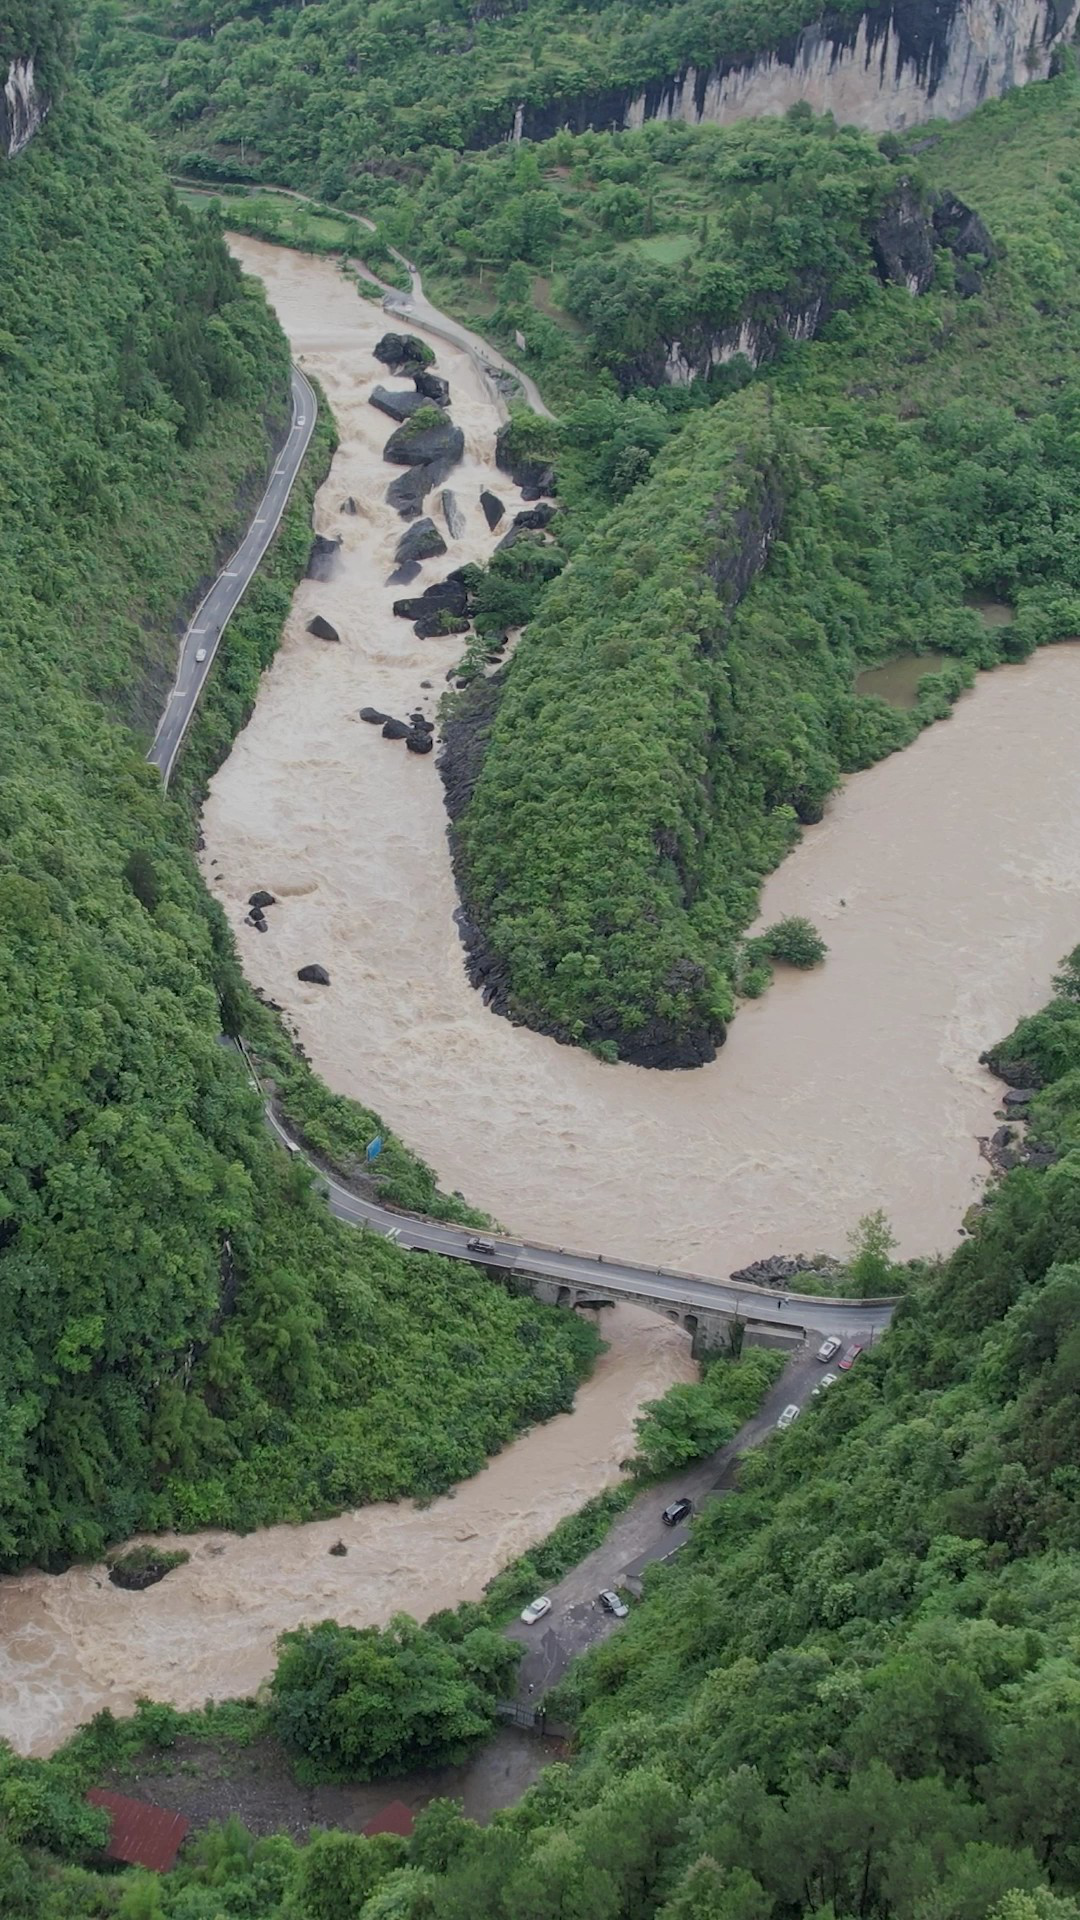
(0, 1303, 694, 1755)
(201, 241, 1080, 1279)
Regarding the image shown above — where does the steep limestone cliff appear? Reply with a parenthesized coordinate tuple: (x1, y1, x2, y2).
(490, 0, 1078, 147)
(2, 55, 48, 156)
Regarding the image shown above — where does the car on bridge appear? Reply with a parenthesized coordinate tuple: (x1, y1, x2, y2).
(467, 1238, 497, 1256)
(520, 1595, 552, 1626)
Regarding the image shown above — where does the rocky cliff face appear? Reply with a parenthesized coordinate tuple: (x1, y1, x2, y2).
(622, 184, 994, 389)
(485, 0, 1077, 147)
(2, 57, 49, 158)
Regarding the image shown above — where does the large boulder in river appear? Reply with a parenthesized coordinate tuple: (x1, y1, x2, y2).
(383, 413, 464, 469)
(513, 502, 556, 531)
(394, 517, 446, 568)
(374, 331, 433, 370)
(360, 706, 392, 724)
(306, 534, 342, 581)
(414, 368, 450, 406)
(386, 452, 462, 519)
(393, 578, 469, 621)
(382, 717, 412, 740)
(406, 730, 434, 754)
(307, 614, 340, 642)
(441, 490, 466, 540)
(370, 385, 433, 424)
(297, 964, 331, 985)
(480, 489, 505, 531)
(414, 610, 470, 639)
(495, 422, 556, 493)
(249, 890, 276, 910)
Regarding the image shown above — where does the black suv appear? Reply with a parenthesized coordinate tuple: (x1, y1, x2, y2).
(661, 1498, 692, 1527)
(466, 1238, 496, 1256)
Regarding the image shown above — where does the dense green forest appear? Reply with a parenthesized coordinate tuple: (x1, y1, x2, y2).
(73, 0, 872, 186)
(7, 952, 1080, 1919)
(0, 48, 597, 1570)
(443, 71, 1080, 1062)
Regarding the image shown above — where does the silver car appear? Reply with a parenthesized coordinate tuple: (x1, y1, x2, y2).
(776, 1403, 801, 1430)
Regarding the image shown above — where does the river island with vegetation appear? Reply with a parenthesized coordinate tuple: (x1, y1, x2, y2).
(4, 0, 1080, 1912)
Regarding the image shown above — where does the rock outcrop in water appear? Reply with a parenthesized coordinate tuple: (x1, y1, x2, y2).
(374, 331, 433, 370)
(467, 0, 1079, 148)
(306, 534, 342, 582)
(393, 517, 447, 569)
(307, 614, 340, 642)
(370, 385, 434, 424)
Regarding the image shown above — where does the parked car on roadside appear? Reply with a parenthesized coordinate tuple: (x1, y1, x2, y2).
(816, 1336, 841, 1362)
(812, 1372, 838, 1396)
(838, 1343, 864, 1371)
(520, 1595, 551, 1625)
(776, 1403, 801, 1430)
(598, 1589, 629, 1617)
(661, 1498, 692, 1527)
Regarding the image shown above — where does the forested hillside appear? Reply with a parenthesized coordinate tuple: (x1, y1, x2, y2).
(0, 39, 597, 1570)
(73, 0, 867, 184)
(8, 954, 1080, 1917)
(444, 71, 1080, 1063)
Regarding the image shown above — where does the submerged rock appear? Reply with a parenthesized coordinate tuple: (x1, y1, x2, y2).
(306, 534, 342, 582)
(297, 964, 331, 985)
(340, 497, 358, 515)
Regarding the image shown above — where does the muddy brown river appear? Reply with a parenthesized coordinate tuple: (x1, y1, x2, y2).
(202, 242, 1080, 1277)
(4, 240, 1080, 1759)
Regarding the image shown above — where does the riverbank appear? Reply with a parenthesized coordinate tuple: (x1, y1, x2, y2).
(198, 243, 1080, 1272)
(0, 1303, 694, 1756)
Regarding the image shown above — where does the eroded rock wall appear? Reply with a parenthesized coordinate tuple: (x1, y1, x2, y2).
(2, 56, 48, 158)
(495, 0, 1078, 146)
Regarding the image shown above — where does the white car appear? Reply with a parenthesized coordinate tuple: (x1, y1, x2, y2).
(520, 1595, 552, 1626)
(195, 647, 208, 664)
(812, 1372, 838, 1396)
(816, 1336, 841, 1362)
(776, 1403, 801, 1431)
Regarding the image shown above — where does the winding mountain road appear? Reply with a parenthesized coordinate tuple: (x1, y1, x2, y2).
(148, 364, 316, 787)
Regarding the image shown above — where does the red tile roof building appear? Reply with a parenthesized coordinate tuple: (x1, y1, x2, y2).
(86, 1790, 190, 1872)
